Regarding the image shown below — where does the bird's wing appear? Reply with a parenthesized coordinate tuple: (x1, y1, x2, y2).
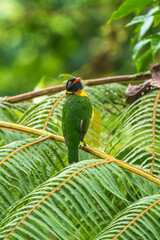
(78, 119, 87, 142)
(76, 101, 92, 142)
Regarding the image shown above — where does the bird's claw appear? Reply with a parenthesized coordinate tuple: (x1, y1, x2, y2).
(79, 141, 87, 147)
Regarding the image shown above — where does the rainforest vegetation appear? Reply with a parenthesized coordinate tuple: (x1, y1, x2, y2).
(0, 0, 160, 239)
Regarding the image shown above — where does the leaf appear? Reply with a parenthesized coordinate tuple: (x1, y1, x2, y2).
(95, 195, 160, 239)
(125, 63, 160, 104)
(135, 49, 152, 72)
(151, 39, 160, 56)
(105, 90, 160, 176)
(153, 9, 160, 26)
(18, 93, 65, 135)
(59, 73, 75, 81)
(126, 6, 159, 27)
(1, 83, 160, 239)
(0, 160, 159, 240)
(108, 0, 153, 23)
(145, 32, 160, 40)
(126, 15, 149, 27)
(0, 136, 67, 217)
(0, 102, 31, 123)
(138, 16, 154, 40)
(133, 39, 150, 60)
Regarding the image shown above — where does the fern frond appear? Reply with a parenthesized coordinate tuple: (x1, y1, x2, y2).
(18, 92, 65, 135)
(0, 83, 160, 240)
(43, 92, 66, 130)
(0, 102, 32, 144)
(0, 136, 67, 219)
(0, 102, 31, 123)
(104, 90, 160, 175)
(0, 160, 159, 240)
(95, 195, 160, 240)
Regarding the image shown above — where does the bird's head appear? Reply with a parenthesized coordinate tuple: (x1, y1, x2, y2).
(66, 77, 83, 93)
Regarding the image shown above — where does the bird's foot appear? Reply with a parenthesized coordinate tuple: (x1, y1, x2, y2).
(79, 140, 87, 147)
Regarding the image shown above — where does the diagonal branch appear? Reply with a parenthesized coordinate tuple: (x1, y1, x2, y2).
(0, 121, 159, 186)
(0, 72, 150, 103)
(0, 120, 64, 142)
(112, 198, 160, 240)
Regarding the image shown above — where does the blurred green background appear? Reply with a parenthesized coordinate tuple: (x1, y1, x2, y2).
(0, 0, 143, 96)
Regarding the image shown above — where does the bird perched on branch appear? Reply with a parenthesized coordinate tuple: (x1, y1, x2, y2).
(62, 77, 92, 163)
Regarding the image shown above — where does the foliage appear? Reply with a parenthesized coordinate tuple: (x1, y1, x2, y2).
(0, 0, 136, 96)
(0, 83, 160, 239)
(0, 0, 160, 239)
(109, 0, 160, 71)
(104, 90, 160, 176)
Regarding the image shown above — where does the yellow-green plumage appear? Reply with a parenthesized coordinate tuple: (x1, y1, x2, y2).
(62, 77, 92, 163)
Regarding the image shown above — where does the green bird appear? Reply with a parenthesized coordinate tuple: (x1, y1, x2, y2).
(62, 77, 92, 163)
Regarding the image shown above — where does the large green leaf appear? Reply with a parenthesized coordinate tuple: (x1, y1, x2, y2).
(109, 0, 153, 23)
(126, 6, 159, 27)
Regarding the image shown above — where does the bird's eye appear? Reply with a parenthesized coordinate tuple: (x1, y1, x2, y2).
(68, 81, 72, 84)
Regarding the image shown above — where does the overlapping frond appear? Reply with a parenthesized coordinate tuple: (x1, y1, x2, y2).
(18, 92, 65, 135)
(0, 102, 31, 123)
(0, 135, 67, 220)
(105, 90, 160, 175)
(0, 83, 160, 240)
(0, 160, 159, 240)
(95, 195, 160, 240)
(0, 102, 32, 145)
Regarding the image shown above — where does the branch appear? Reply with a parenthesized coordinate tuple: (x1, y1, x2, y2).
(0, 120, 64, 142)
(0, 72, 150, 103)
(0, 121, 159, 186)
(84, 72, 150, 86)
(0, 85, 65, 103)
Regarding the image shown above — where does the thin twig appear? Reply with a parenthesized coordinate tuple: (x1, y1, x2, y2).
(1, 72, 150, 103)
(1, 85, 66, 103)
(151, 89, 160, 174)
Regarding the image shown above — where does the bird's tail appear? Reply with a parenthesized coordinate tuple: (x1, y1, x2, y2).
(68, 142, 79, 163)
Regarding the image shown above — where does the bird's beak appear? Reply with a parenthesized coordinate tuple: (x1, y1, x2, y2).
(73, 77, 81, 84)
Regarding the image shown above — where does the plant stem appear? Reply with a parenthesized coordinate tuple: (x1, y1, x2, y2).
(0, 72, 150, 103)
(0, 120, 159, 186)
